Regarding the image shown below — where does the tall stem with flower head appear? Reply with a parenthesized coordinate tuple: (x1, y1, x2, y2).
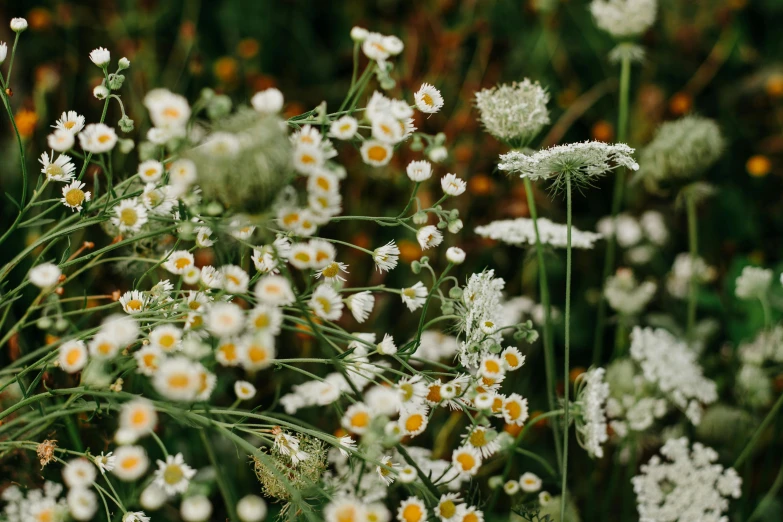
(560, 173, 573, 521)
(523, 177, 562, 468)
(593, 53, 632, 365)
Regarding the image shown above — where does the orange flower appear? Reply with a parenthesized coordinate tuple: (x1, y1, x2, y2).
(214, 56, 239, 84)
(746, 155, 771, 178)
(591, 120, 614, 142)
(237, 38, 260, 59)
(398, 240, 421, 264)
(468, 174, 494, 196)
(27, 8, 53, 31)
(14, 109, 38, 138)
(668, 92, 692, 116)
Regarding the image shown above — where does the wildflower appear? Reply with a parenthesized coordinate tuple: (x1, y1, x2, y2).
(67, 488, 97, 521)
(590, 0, 657, 38)
(373, 333, 396, 355)
(248, 304, 283, 334)
(39, 152, 76, 181)
(441, 173, 467, 196)
(415, 83, 444, 113)
(94, 85, 109, 99)
(735, 266, 773, 300)
(112, 445, 149, 481)
(234, 380, 257, 400)
(119, 290, 147, 314)
(206, 302, 245, 337)
(112, 198, 148, 234)
(0, 42, 5, 64)
(398, 497, 427, 522)
(372, 113, 405, 143)
(452, 446, 482, 476)
(251, 88, 284, 114)
(475, 217, 602, 249)
(502, 393, 529, 426)
(346, 291, 375, 323)
(399, 281, 427, 312)
(361, 139, 393, 166)
(89, 47, 111, 67)
(60, 180, 91, 211)
(48, 129, 75, 151)
(329, 116, 358, 140)
(454, 270, 506, 368)
(462, 426, 500, 459)
(153, 357, 201, 402)
(163, 250, 195, 275)
(145, 89, 191, 132)
(342, 402, 372, 434)
(10, 18, 28, 32)
(59, 340, 88, 373)
(239, 333, 275, 371)
(456, 506, 484, 522)
(221, 265, 250, 294)
(29, 262, 61, 288)
(309, 285, 344, 321)
(154, 453, 197, 495)
(140, 485, 168, 511)
(102, 314, 140, 345)
(308, 170, 341, 195)
(137, 159, 163, 183)
(632, 437, 741, 521)
(575, 368, 610, 458)
(504, 481, 520, 495)
(666, 253, 717, 298)
(501, 347, 525, 370)
(88, 333, 120, 359)
(94, 452, 116, 474)
(315, 261, 350, 283)
(475, 80, 550, 147)
(255, 275, 295, 306)
(416, 225, 443, 250)
(638, 115, 724, 190)
(604, 269, 657, 316)
(123, 512, 151, 522)
(404, 161, 433, 184)
(374, 241, 400, 272)
(78, 123, 118, 153)
(62, 458, 97, 488)
(168, 158, 198, 187)
(519, 472, 542, 492)
(446, 246, 466, 264)
(119, 398, 158, 436)
(236, 495, 267, 522)
(181, 495, 212, 522)
(325, 497, 368, 522)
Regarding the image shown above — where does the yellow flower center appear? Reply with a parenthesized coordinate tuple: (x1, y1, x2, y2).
(120, 208, 139, 226)
(404, 414, 424, 433)
(163, 464, 183, 484)
(219, 343, 237, 361)
(367, 145, 388, 162)
(469, 429, 487, 447)
(321, 262, 340, 278)
(46, 164, 63, 178)
(350, 411, 369, 428)
(65, 189, 85, 207)
(456, 452, 475, 471)
(254, 314, 269, 329)
(158, 333, 176, 349)
(421, 93, 434, 106)
(131, 410, 148, 426)
(316, 296, 332, 313)
(439, 500, 456, 519)
(174, 257, 191, 269)
(167, 373, 190, 389)
(401, 504, 423, 522)
(65, 348, 82, 366)
(121, 456, 140, 469)
(248, 345, 267, 363)
(505, 400, 522, 420)
(126, 299, 143, 311)
(64, 120, 76, 129)
(97, 133, 112, 144)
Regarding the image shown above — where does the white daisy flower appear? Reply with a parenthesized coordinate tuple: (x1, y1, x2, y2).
(134, 346, 162, 376)
(123, 511, 151, 522)
(154, 453, 196, 496)
(434, 493, 463, 522)
(145, 88, 191, 132)
(372, 113, 404, 144)
(206, 302, 245, 337)
(221, 265, 250, 294)
(289, 243, 316, 270)
(59, 340, 88, 373)
(346, 291, 375, 323)
(119, 290, 147, 314)
(451, 446, 482, 476)
(88, 333, 120, 360)
(446, 246, 466, 264)
(309, 285, 344, 321)
(137, 159, 164, 183)
(307, 170, 341, 195)
(119, 398, 158, 436)
(414, 83, 444, 113)
(373, 241, 400, 272)
(89, 47, 111, 67)
(377, 333, 397, 355)
(315, 261, 349, 283)
(29, 262, 61, 288)
(149, 325, 182, 353)
(501, 347, 526, 371)
(399, 407, 429, 437)
(195, 226, 214, 248)
(247, 304, 283, 334)
(40, 152, 76, 181)
(376, 455, 399, 486)
(47, 129, 75, 151)
(397, 496, 428, 522)
(112, 198, 149, 234)
(401, 281, 428, 312)
(10, 18, 28, 32)
(234, 380, 257, 400)
(215, 337, 242, 367)
(293, 143, 325, 174)
(416, 225, 443, 250)
(181, 495, 212, 522)
(406, 160, 433, 182)
(461, 426, 500, 459)
(502, 393, 529, 426)
(168, 158, 197, 187)
(61, 180, 91, 211)
(62, 458, 97, 488)
(112, 445, 149, 481)
(67, 487, 98, 521)
(360, 140, 393, 167)
(236, 495, 267, 522)
(251, 87, 284, 114)
(153, 357, 201, 402)
(329, 116, 358, 140)
(239, 334, 276, 371)
(79, 123, 118, 153)
(441, 173, 466, 196)
(255, 275, 295, 306)
(163, 250, 195, 275)
(341, 403, 372, 434)
(54, 110, 86, 134)
(519, 471, 542, 493)
(94, 452, 116, 474)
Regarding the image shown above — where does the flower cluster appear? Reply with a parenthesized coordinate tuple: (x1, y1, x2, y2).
(475, 217, 603, 249)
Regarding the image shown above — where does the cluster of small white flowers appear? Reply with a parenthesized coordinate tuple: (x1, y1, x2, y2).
(734, 265, 773, 300)
(575, 367, 610, 459)
(2, 483, 67, 522)
(454, 270, 506, 368)
(596, 210, 668, 264)
(604, 268, 657, 316)
(474, 79, 550, 146)
(498, 140, 638, 182)
(629, 327, 717, 425)
(475, 217, 603, 249)
(590, 0, 657, 39)
(632, 437, 741, 522)
(736, 326, 783, 408)
(666, 253, 717, 299)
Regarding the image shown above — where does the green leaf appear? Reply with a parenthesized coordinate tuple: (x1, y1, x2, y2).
(4, 192, 21, 210)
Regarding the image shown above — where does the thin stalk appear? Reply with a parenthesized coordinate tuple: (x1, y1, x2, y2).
(560, 174, 573, 521)
(735, 391, 783, 468)
(593, 53, 632, 365)
(686, 193, 698, 339)
(748, 463, 783, 522)
(201, 430, 239, 522)
(523, 177, 562, 467)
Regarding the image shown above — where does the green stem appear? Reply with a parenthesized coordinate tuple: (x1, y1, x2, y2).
(593, 53, 631, 365)
(560, 174, 573, 521)
(200, 429, 239, 522)
(523, 177, 562, 468)
(686, 193, 698, 339)
(748, 462, 783, 522)
(735, 391, 783, 468)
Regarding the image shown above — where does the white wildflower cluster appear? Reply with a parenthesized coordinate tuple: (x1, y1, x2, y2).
(666, 253, 717, 299)
(474, 79, 550, 147)
(454, 270, 506, 368)
(632, 437, 741, 522)
(475, 217, 602, 249)
(596, 210, 668, 264)
(2, 483, 67, 522)
(498, 141, 638, 183)
(604, 268, 657, 316)
(590, 0, 657, 39)
(575, 368, 610, 458)
(629, 327, 717, 425)
(736, 326, 783, 409)
(734, 265, 773, 300)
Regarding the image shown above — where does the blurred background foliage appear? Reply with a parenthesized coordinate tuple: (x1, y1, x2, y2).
(2, 0, 783, 519)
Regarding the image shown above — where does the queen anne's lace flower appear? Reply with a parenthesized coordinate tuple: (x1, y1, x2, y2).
(475, 80, 550, 147)
(632, 437, 741, 522)
(629, 327, 717, 425)
(604, 269, 656, 316)
(454, 270, 505, 368)
(575, 368, 610, 458)
(734, 266, 773, 300)
(590, 0, 657, 38)
(475, 218, 602, 249)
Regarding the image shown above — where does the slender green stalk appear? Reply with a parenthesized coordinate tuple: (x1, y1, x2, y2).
(560, 174, 573, 521)
(523, 177, 562, 467)
(686, 193, 698, 339)
(201, 430, 239, 522)
(735, 391, 783, 468)
(748, 462, 783, 522)
(593, 53, 632, 365)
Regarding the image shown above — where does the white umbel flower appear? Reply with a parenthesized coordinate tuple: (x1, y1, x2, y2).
(39, 152, 76, 182)
(415, 83, 444, 113)
(735, 266, 773, 300)
(590, 0, 657, 39)
(604, 269, 657, 316)
(29, 263, 61, 288)
(89, 47, 111, 67)
(475, 80, 550, 147)
(475, 218, 602, 249)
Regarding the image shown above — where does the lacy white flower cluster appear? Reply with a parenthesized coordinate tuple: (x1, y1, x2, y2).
(474, 79, 550, 147)
(629, 327, 717, 425)
(736, 326, 783, 409)
(590, 0, 657, 38)
(596, 210, 668, 265)
(2, 483, 67, 522)
(475, 218, 602, 249)
(454, 270, 506, 368)
(666, 253, 717, 299)
(734, 265, 773, 300)
(498, 141, 638, 182)
(604, 268, 657, 316)
(632, 437, 741, 522)
(575, 368, 610, 458)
